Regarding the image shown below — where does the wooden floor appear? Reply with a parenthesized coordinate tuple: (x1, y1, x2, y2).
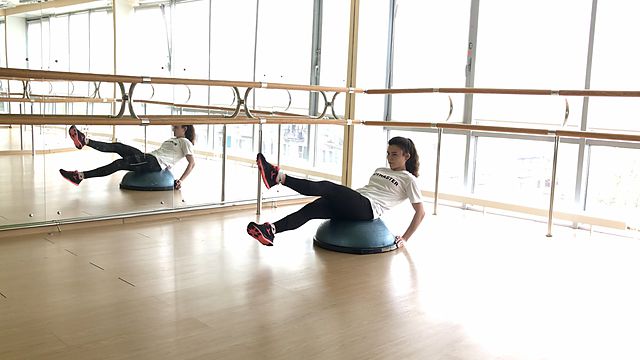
(2, 204, 640, 359)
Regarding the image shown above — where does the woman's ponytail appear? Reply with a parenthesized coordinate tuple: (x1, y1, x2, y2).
(184, 125, 196, 145)
(388, 136, 420, 177)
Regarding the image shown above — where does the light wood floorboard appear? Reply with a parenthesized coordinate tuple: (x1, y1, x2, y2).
(2, 204, 640, 359)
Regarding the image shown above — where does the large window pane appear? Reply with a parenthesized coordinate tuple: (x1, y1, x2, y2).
(174, 0, 209, 106)
(26, 20, 43, 70)
(253, 0, 313, 171)
(130, 7, 174, 118)
(210, 0, 256, 81)
(0, 20, 5, 67)
(474, 0, 591, 126)
(69, 13, 90, 115)
(253, 0, 312, 114)
(585, 146, 640, 223)
(352, 0, 390, 186)
(356, 1, 389, 90)
(391, 0, 470, 123)
(313, 125, 343, 176)
(588, 1, 640, 132)
(131, 7, 170, 77)
(49, 15, 70, 115)
(0, 20, 5, 114)
(473, 138, 577, 211)
(88, 10, 114, 119)
(49, 15, 68, 71)
(314, 1, 350, 176)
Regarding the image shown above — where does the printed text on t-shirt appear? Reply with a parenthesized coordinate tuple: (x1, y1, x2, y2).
(372, 172, 399, 186)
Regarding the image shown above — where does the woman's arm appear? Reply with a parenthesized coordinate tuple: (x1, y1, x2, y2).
(396, 202, 425, 246)
(174, 154, 195, 189)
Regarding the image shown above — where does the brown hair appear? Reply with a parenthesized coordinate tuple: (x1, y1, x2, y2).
(388, 136, 419, 177)
(183, 125, 196, 145)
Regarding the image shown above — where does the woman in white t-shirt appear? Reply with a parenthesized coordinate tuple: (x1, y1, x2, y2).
(59, 125, 196, 190)
(247, 136, 425, 247)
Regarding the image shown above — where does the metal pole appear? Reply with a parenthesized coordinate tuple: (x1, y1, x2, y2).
(30, 98, 35, 156)
(433, 128, 443, 215)
(382, 0, 397, 121)
(462, 0, 480, 198)
(19, 104, 24, 150)
(256, 123, 263, 215)
(308, 0, 322, 116)
(547, 135, 560, 237)
(277, 124, 282, 165)
(573, 0, 598, 226)
(221, 124, 227, 202)
(31, 125, 35, 156)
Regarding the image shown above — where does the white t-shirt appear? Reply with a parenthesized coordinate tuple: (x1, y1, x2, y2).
(150, 137, 194, 169)
(356, 167, 422, 218)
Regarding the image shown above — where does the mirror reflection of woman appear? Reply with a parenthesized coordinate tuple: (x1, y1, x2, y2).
(59, 125, 196, 190)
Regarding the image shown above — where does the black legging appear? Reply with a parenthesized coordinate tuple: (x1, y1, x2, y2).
(273, 175, 374, 233)
(82, 140, 162, 179)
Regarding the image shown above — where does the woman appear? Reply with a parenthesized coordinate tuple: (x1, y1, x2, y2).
(59, 125, 196, 190)
(247, 136, 425, 247)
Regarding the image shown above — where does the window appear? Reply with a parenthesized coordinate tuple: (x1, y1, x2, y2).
(88, 9, 114, 120)
(473, 138, 578, 211)
(585, 146, 640, 223)
(391, 0, 471, 123)
(473, 0, 592, 127)
(588, 1, 640, 132)
(174, 0, 209, 106)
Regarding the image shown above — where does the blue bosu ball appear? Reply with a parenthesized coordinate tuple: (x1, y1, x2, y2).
(119, 170, 175, 191)
(313, 219, 398, 255)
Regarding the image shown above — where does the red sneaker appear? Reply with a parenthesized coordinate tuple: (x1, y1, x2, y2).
(247, 221, 275, 246)
(59, 169, 82, 186)
(68, 125, 86, 149)
(256, 153, 279, 189)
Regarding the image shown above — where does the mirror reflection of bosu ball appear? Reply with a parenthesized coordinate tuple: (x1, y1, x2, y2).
(120, 169, 175, 191)
(313, 219, 398, 255)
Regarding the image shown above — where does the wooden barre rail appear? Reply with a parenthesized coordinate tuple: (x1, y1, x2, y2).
(138, 99, 304, 117)
(3, 68, 640, 97)
(0, 97, 116, 104)
(0, 96, 300, 117)
(0, 114, 353, 126)
(360, 121, 552, 136)
(3, 113, 640, 143)
(365, 87, 640, 97)
(0, 68, 365, 94)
